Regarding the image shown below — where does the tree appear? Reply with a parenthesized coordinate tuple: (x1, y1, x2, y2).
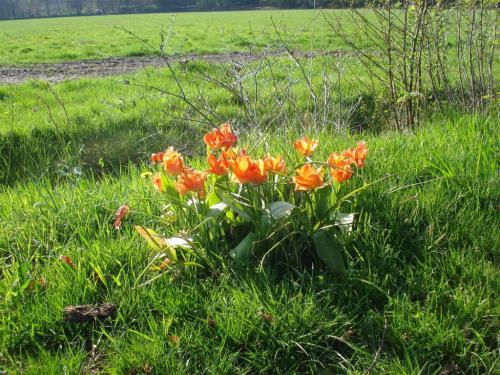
(0, 0, 365, 19)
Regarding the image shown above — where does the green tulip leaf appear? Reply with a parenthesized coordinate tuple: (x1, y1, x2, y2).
(258, 214, 273, 237)
(334, 212, 356, 233)
(316, 187, 333, 220)
(207, 202, 228, 218)
(134, 226, 178, 262)
(269, 201, 296, 220)
(217, 190, 255, 223)
(230, 232, 256, 265)
(312, 231, 345, 276)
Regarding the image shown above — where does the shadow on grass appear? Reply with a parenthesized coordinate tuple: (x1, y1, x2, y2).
(0, 118, 203, 186)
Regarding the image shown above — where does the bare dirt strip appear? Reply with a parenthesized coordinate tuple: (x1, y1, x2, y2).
(0, 50, 341, 84)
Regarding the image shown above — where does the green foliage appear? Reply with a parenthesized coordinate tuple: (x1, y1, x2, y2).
(312, 230, 345, 275)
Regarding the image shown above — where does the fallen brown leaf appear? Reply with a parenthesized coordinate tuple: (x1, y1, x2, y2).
(168, 335, 180, 345)
(59, 255, 76, 270)
(341, 329, 356, 340)
(28, 278, 47, 291)
(259, 312, 274, 322)
(114, 204, 130, 230)
(159, 258, 172, 270)
(142, 363, 153, 374)
(207, 317, 217, 328)
(64, 303, 117, 323)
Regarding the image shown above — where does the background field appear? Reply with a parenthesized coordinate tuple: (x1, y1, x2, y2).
(1, 7, 499, 374)
(0, 9, 348, 65)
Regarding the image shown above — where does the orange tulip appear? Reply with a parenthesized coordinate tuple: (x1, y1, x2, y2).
(203, 123, 237, 151)
(229, 154, 268, 184)
(264, 154, 286, 174)
(328, 152, 353, 183)
(343, 141, 368, 168)
(222, 147, 242, 161)
(162, 146, 184, 176)
(152, 172, 164, 192)
(151, 152, 164, 164)
(294, 136, 319, 157)
(207, 153, 229, 176)
(292, 164, 324, 191)
(176, 168, 208, 197)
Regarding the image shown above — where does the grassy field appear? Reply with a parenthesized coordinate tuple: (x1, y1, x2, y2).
(0, 9, 348, 65)
(1, 8, 499, 374)
(1, 114, 498, 373)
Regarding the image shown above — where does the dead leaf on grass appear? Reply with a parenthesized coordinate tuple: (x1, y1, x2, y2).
(64, 303, 117, 323)
(114, 204, 130, 230)
(59, 255, 76, 270)
(168, 335, 180, 345)
(259, 311, 274, 322)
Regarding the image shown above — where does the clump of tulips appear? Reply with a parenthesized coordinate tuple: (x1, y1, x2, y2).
(136, 123, 369, 275)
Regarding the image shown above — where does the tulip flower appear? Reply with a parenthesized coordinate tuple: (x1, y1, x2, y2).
(229, 154, 268, 184)
(294, 136, 319, 157)
(343, 141, 368, 168)
(293, 164, 324, 191)
(150, 152, 164, 164)
(328, 152, 353, 183)
(162, 146, 184, 176)
(152, 172, 164, 192)
(264, 154, 286, 174)
(176, 168, 208, 197)
(203, 123, 237, 151)
(222, 147, 242, 161)
(207, 153, 230, 176)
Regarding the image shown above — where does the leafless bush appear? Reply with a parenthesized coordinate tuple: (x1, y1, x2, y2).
(327, 0, 498, 130)
(118, 19, 365, 136)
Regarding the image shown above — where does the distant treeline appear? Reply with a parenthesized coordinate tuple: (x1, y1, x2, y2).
(0, 0, 364, 20)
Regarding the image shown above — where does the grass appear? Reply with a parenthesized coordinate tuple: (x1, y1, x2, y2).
(1, 114, 498, 373)
(1, 8, 498, 373)
(0, 9, 349, 65)
(2, 52, 496, 185)
(0, 55, 385, 185)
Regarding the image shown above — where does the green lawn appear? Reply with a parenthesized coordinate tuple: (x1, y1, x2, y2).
(0, 8, 498, 374)
(1, 114, 498, 373)
(0, 9, 348, 65)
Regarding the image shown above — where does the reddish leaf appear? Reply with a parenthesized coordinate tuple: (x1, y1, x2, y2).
(38, 278, 47, 288)
(27, 280, 36, 291)
(59, 255, 76, 270)
(159, 258, 172, 270)
(207, 317, 217, 328)
(142, 363, 153, 374)
(259, 312, 274, 322)
(168, 335, 180, 345)
(114, 204, 130, 230)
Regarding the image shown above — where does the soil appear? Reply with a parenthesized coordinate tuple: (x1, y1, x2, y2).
(0, 51, 336, 84)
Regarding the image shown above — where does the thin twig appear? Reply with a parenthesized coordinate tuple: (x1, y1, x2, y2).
(363, 318, 388, 375)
